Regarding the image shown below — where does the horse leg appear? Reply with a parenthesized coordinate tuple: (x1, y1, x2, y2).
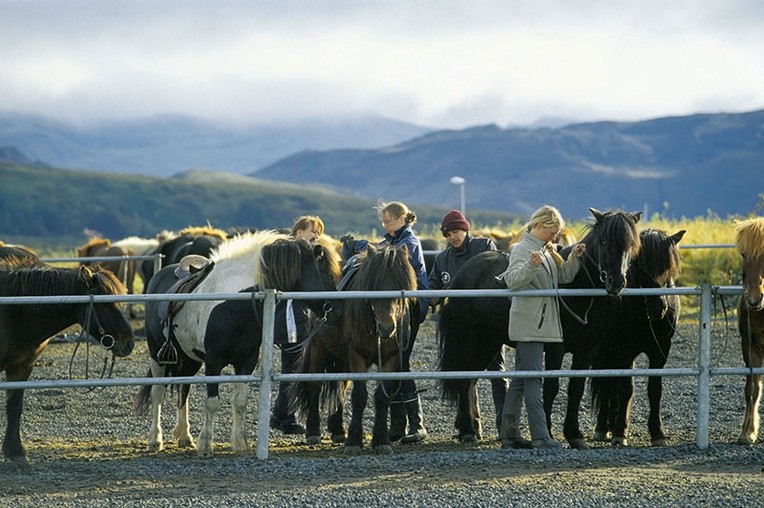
(372, 381, 393, 453)
(3, 387, 26, 463)
(592, 377, 613, 442)
(230, 380, 251, 454)
(646, 353, 669, 446)
(489, 349, 508, 439)
(197, 379, 220, 458)
(468, 379, 483, 440)
(738, 324, 763, 445)
(453, 379, 478, 442)
(147, 360, 167, 452)
(610, 375, 634, 447)
(344, 380, 367, 454)
(563, 354, 591, 450)
(326, 381, 349, 443)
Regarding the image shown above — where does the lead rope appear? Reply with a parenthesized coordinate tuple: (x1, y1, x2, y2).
(558, 249, 598, 325)
(378, 299, 408, 402)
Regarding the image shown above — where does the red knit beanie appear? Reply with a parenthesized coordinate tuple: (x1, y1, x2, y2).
(440, 210, 470, 236)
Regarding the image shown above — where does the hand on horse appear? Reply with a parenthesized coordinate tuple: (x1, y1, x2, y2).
(340, 234, 359, 254)
(572, 243, 587, 257)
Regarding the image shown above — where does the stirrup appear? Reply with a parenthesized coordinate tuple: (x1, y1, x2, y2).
(157, 339, 178, 365)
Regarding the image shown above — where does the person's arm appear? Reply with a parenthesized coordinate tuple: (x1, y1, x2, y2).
(558, 243, 586, 283)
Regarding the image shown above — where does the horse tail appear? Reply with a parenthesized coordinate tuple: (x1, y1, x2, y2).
(133, 367, 154, 415)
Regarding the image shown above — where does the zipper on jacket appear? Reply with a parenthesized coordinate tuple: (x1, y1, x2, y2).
(537, 302, 547, 329)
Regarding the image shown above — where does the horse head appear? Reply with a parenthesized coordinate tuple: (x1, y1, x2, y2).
(358, 244, 417, 342)
(631, 229, 685, 319)
(583, 208, 642, 295)
(735, 218, 764, 311)
(77, 265, 135, 357)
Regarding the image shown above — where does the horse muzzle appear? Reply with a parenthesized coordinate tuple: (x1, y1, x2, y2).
(745, 292, 764, 311)
(376, 322, 397, 341)
(108, 331, 136, 357)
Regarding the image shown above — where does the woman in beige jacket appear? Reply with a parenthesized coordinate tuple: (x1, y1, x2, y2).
(499, 205, 586, 449)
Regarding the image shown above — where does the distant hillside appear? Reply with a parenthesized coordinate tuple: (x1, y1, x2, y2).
(0, 112, 433, 176)
(0, 162, 517, 241)
(253, 110, 764, 219)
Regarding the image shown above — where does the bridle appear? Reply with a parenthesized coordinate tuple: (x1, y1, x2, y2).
(68, 293, 118, 389)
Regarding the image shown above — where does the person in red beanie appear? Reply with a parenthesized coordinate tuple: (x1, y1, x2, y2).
(428, 210, 508, 439)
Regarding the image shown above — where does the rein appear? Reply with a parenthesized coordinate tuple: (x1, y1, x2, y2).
(558, 248, 601, 325)
(68, 294, 116, 391)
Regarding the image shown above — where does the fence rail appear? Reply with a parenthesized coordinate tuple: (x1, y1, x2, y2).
(0, 283, 750, 458)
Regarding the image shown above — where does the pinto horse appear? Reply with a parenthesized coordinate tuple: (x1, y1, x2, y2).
(591, 228, 686, 446)
(0, 259, 135, 463)
(735, 217, 764, 445)
(134, 231, 339, 457)
(438, 208, 641, 447)
(292, 244, 417, 454)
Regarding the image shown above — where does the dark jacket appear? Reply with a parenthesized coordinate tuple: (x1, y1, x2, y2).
(428, 234, 497, 290)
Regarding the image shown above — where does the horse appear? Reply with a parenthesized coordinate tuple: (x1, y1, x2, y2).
(138, 226, 228, 289)
(133, 231, 340, 457)
(735, 217, 764, 445)
(438, 208, 641, 447)
(591, 228, 686, 446)
(292, 243, 417, 454)
(0, 242, 40, 263)
(77, 238, 136, 298)
(0, 259, 135, 463)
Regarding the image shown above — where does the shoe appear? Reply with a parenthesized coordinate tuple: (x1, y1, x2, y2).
(501, 437, 532, 449)
(400, 428, 427, 444)
(531, 437, 563, 449)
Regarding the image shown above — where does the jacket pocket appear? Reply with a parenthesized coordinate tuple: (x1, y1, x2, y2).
(537, 302, 547, 329)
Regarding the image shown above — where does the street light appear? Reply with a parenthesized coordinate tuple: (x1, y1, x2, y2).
(449, 176, 466, 215)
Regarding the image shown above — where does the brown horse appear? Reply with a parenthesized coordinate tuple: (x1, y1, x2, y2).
(76, 238, 136, 296)
(735, 217, 764, 445)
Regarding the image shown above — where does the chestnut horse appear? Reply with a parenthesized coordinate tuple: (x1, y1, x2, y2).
(735, 217, 764, 445)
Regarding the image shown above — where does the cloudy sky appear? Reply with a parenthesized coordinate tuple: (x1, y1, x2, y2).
(2, 0, 763, 129)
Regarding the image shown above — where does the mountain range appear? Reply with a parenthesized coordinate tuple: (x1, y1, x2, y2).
(1, 109, 762, 224)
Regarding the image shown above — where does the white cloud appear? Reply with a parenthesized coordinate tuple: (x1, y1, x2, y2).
(1, 0, 763, 128)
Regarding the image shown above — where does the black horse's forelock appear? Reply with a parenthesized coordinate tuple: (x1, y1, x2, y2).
(582, 209, 642, 258)
(636, 229, 681, 281)
(258, 238, 303, 290)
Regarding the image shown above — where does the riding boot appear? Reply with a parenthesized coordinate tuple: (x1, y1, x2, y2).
(400, 393, 427, 444)
(499, 413, 532, 449)
(389, 399, 407, 442)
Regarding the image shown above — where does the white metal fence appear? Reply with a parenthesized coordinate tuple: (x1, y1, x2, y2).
(1, 281, 760, 459)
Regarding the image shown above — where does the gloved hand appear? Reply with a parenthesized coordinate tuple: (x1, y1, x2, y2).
(340, 234, 358, 254)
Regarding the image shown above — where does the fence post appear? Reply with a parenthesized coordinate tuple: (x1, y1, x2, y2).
(153, 253, 163, 277)
(696, 284, 712, 450)
(256, 289, 277, 460)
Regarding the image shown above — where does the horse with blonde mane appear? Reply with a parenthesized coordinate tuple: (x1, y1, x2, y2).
(735, 217, 764, 444)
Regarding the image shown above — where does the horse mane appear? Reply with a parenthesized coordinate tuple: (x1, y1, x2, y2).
(735, 218, 764, 258)
(76, 238, 111, 256)
(316, 239, 342, 284)
(580, 209, 642, 258)
(210, 230, 288, 263)
(1, 262, 126, 301)
(178, 226, 228, 241)
(636, 229, 681, 281)
(355, 245, 417, 292)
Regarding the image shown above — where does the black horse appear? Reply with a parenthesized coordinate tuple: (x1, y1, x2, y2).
(138, 227, 228, 289)
(591, 228, 685, 446)
(1, 259, 135, 463)
(292, 244, 417, 454)
(438, 208, 642, 448)
(134, 231, 339, 457)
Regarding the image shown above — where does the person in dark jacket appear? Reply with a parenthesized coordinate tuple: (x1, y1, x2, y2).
(428, 210, 508, 439)
(342, 200, 429, 443)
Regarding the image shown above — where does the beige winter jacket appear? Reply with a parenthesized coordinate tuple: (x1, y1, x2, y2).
(502, 231, 583, 343)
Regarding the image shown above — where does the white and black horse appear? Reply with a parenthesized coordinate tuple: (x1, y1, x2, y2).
(134, 231, 339, 456)
(1, 259, 135, 463)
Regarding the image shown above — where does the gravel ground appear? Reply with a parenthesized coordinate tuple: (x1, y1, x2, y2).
(2, 312, 764, 507)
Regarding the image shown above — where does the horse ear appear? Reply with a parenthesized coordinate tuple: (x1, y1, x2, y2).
(589, 208, 604, 222)
(671, 230, 687, 244)
(632, 211, 643, 223)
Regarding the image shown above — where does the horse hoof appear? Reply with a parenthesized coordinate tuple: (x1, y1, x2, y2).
(460, 434, 478, 444)
(7, 455, 30, 468)
(737, 434, 756, 445)
(568, 438, 590, 450)
(331, 433, 347, 444)
(147, 442, 164, 453)
(343, 445, 362, 456)
(374, 445, 393, 455)
(592, 431, 611, 442)
(177, 438, 195, 449)
(306, 435, 321, 446)
(650, 437, 667, 447)
(611, 437, 628, 447)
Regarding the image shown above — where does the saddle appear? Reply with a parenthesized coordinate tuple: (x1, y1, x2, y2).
(157, 255, 215, 324)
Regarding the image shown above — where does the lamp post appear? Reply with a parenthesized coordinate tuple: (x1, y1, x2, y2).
(449, 176, 466, 215)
